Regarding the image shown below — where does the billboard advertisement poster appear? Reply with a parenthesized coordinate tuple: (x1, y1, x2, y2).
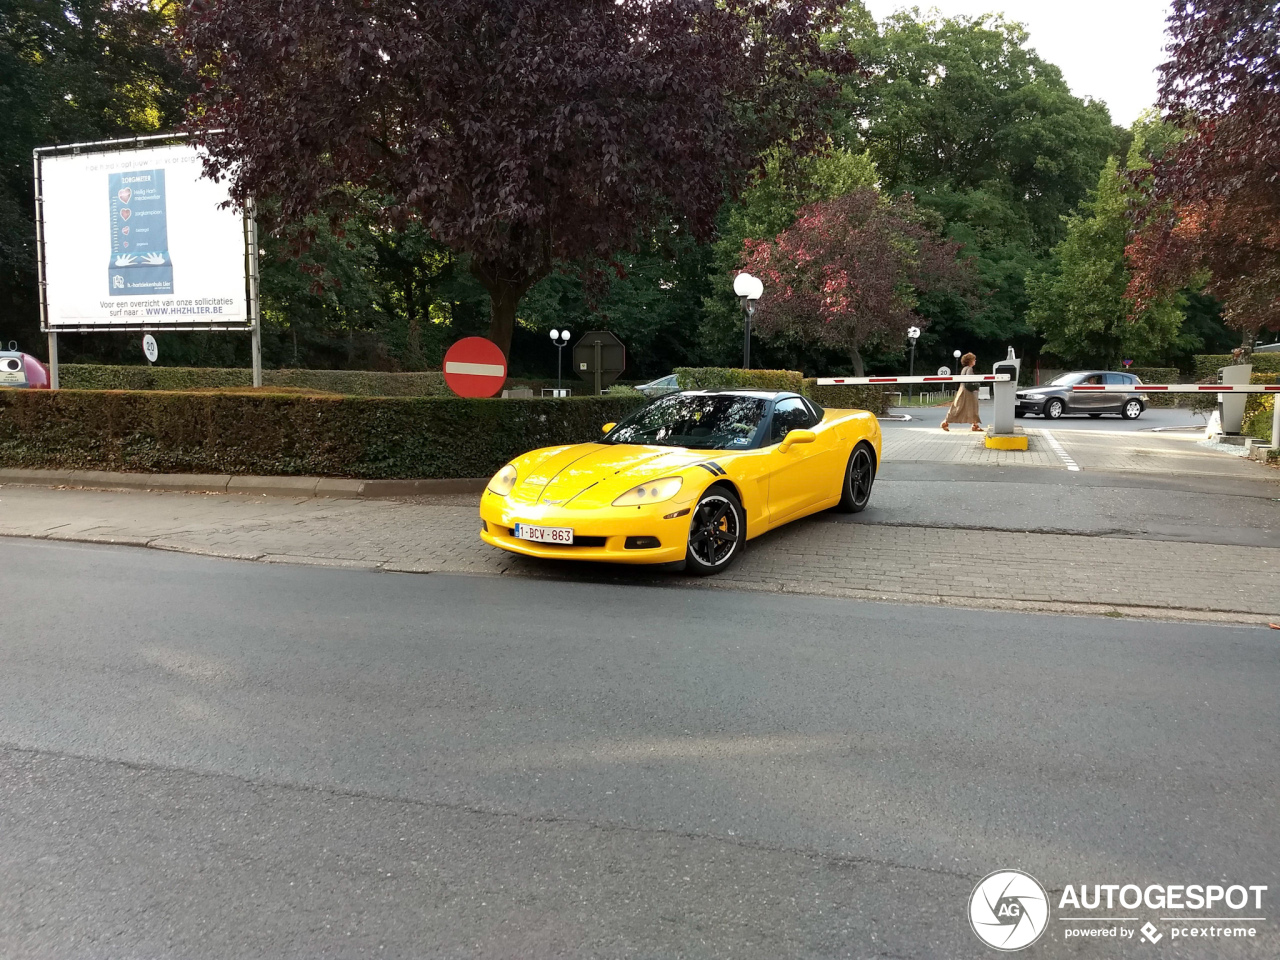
(40, 142, 250, 328)
(108, 167, 173, 296)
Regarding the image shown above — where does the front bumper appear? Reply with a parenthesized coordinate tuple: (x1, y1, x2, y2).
(1016, 397, 1046, 413)
(478, 489, 692, 565)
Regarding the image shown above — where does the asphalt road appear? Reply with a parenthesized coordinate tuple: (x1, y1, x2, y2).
(872, 404, 1280, 547)
(2, 539, 1277, 959)
(894, 403, 1212, 433)
(854, 462, 1280, 547)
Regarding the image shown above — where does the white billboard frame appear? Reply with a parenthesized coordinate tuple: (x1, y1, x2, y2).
(33, 132, 261, 387)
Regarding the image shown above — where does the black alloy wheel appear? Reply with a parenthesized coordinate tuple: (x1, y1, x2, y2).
(1044, 398, 1065, 419)
(685, 488, 745, 575)
(837, 444, 876, 513)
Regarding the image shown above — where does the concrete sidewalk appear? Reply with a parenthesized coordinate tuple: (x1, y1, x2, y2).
(1, 484, 1275, 623)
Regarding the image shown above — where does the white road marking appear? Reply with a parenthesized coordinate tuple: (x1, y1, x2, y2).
(1041, 430, 1080, 471)
(444, 361, 505, 377)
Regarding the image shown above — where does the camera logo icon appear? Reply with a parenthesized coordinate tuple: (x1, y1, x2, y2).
(968, 869, 1050, 951)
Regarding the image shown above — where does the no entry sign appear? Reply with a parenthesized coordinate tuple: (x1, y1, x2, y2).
(443, 337, 507, 397)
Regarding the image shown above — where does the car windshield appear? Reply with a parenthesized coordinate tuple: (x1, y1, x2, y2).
(1045, 373, 1087, 386)
(603, 394, 767, 450)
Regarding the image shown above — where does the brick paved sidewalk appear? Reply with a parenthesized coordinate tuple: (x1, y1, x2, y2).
(2, 484, 1275, 622)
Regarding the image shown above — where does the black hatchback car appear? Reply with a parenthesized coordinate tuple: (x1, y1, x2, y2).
(1016, 371, 1146, 420)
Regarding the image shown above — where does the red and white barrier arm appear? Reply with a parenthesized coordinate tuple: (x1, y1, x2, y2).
(817, 374, 1013, 386)
(1071, 384, 1280, 394)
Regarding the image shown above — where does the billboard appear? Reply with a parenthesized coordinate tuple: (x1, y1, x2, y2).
(38, 141, 252, 329)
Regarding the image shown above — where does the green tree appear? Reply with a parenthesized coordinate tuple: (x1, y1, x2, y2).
(1027, 157, 1183, 369)
(181, 0, 855, 361)
(518, 226, 712, 381)
(742, 188, 978, 376)
(834, 7, 1123, 370)
(698, 147, 879, 365)
(0, 0, 188, 355)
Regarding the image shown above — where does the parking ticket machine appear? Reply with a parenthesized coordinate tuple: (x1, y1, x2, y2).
(991, 347, 1021, 435)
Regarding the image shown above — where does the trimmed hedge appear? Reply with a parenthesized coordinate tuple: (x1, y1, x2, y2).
(1193, 354, 1280, 381)
(674, 367, 805, 393)
(1128, 367, 1178, 382)
(1243, 373, 1277, 443)
(669, 367, 886, 414)
(803, 380, 889, 415)
(59, 364, 627, 397)
(60, 364, 449, 396)
(62, 364, 255, 391)
(1127, 367, 1180, 408)
(0, 390, 645, 479)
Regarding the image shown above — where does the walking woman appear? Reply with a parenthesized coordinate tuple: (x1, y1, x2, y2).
(941, 352, 982, 432)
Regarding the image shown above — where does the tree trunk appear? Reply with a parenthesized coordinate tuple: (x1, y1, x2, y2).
(850, 347, 865, 378)
(469, 257, 548, 360)
(486, 284, 521, 360)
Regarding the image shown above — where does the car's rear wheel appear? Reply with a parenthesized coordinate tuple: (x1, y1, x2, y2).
(1044, 398, 1064, 419)
(836, 443, 876, 514)
(1121, 398, 1144, 420)
(684, 487, 745, 575)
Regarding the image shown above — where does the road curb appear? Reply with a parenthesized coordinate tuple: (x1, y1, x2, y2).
(0, 468, 487, 499)
(4, 528, 1274, 626)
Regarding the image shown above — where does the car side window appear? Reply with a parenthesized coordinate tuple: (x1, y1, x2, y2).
(1082, 374, 1103, 385)
(1103, 373, 1130, 385)
(770, 398, 815, 442)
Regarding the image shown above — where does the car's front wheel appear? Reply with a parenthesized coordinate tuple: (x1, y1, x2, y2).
(836, 443, 876, 514)
(684, 487, 746, 576)
(1044, 398, 1065, 419)
(1121, 398, 1144, 420)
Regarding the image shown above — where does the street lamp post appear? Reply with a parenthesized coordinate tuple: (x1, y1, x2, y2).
(733, 272, 764, 368)
(906, 326, 921, 402)
(550, 329, 571, 394)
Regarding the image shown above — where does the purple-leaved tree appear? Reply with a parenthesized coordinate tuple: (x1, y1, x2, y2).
(179, 0, 854, 358)
(741, 188, 977, 376)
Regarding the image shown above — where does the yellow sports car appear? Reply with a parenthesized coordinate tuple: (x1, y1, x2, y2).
(480, 390, 882, 574)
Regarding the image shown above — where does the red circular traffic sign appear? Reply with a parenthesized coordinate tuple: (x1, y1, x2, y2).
(443, 337, 507, 398)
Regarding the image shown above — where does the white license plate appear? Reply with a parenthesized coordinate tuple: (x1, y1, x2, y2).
(513, 523, 574, 544)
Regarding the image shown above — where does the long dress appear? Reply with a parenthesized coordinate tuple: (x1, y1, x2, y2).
(944, 364, 980, 425)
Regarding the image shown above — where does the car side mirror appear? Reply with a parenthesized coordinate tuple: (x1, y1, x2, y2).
(779, 429, 816, 452)
(601, 422, 616, 434)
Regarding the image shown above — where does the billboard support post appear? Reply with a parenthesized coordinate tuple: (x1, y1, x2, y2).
(246, 201, 262, 387)
(46, 331, 59, 389)
(32, 149, 59, 388)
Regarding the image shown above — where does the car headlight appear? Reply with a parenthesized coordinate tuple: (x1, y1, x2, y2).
(612, 477, 683, 507)
(487, 463, 518, 496)
(1023, 393, 1045, 400)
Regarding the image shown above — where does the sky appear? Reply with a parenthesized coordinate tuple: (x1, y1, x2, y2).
(862, 0, 1173, 127)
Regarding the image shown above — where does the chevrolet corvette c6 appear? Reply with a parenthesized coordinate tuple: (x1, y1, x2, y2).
(479, 390, 881, 574)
